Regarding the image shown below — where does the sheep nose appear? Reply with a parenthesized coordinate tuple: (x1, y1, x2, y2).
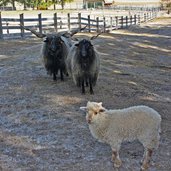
(87, 119, 91, 124)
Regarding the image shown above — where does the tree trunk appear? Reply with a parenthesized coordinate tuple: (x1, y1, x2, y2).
(61, 0, 65, 10)
(54, 4, 56, 10)
(12, 0, 16, 10)
(45, 0, 48, 10)
(24, 2, 26, 10)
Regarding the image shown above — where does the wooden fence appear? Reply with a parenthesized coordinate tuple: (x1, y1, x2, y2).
(0, 10, 159, 39)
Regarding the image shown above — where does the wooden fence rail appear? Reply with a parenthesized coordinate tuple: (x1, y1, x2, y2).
(0, 10, 160, 39)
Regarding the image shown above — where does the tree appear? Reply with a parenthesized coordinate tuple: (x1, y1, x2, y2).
(161, 0, 171, 14)
(57, 0, 74, 10)
(0, 0, 16, 10)
(0, 0, 8, 7)
(18, 0, 52, 10)
(51, 0, 58, 10)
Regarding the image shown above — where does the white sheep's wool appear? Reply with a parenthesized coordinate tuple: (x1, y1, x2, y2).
(83, 101, 161, 170)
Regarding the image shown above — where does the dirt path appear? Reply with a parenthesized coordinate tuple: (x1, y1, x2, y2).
(0, 16, 171, 171)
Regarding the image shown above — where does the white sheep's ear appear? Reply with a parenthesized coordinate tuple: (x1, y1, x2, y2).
(87, 101, 92, 105)
(80, 106, 87, 111)
(98, 102, 103, 106)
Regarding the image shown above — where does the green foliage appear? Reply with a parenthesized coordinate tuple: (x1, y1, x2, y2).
(0, 0, 16, 9)
(166, 2, 171, 7)
(0, 0, 7, 6)
(0, 0, 74, 9)
(56, 0, 74, 9)
(0, 0, 12, 7)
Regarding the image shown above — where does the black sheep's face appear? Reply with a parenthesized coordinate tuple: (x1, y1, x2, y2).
(44, 36, 63, 55)
(75, 39, 93, 58)
(75, 39, 93, 70)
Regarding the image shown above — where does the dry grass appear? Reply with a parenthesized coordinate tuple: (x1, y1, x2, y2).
(0, 16, 171, 171)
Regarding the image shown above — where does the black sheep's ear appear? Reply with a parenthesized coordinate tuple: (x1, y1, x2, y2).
(43, 37, 48, 42)
(60, 39, 64, 44)
(75, 43, 79, 47)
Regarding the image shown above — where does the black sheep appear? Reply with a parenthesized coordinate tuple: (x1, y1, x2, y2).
(66, 38, 100, 94)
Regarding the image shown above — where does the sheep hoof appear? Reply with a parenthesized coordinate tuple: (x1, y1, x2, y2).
(90, 90, 94, 94)
(114, 160, 122, 168)
(81, 91, 85, 94)
(53, 77, 57, 81)
(53, 74, 57, 81)
(140, 163, 150, 170)
(90, 91, 94, 95)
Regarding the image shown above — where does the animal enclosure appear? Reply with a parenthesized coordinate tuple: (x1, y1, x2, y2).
(0, 10, 160, 39)
(0, 13, 171, 171)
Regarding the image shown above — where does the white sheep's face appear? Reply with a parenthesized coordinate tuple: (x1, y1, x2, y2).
(80, 101, 105, 124)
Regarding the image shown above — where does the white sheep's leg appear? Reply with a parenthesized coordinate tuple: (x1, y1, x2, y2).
(141, 148, 153, 170)
(112, 149, 122, 168)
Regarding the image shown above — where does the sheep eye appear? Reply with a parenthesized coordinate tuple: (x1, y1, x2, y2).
(94, 112, 98, 115)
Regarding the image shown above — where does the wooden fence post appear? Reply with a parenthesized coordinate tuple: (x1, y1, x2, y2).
(67, 13, 70, 31)
(60, 20, 62, 29)
(6, 22, 9, 34)
(134, 15, 137, 25)
(144, 13, 146, 22)
(120, 16, 123, 28)
(0, 12, 3, 39)
(138, 15, 140, 24)
(103, 16, 106, 32)
(154, 11, 157, 19)
(115, 16, 118, 29)
(88, 15, 90, 32)
(110, 17, 113, 31)
(130, 15, 133, 25)
(96, 17, 99, 33)
(38, 13, 42, 34)
(20, 13, 24, 38)
(78, 13, 81, 31)
(155, 11, 157, 18)
(149, 12, 152, 20)
(54, 13, 58, 32)
(125, 16, 128, 27)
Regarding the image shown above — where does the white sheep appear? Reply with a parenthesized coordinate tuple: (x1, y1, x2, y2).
(80, 101, 161, 170)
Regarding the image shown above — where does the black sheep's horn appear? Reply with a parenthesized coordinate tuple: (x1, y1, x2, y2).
(20, 24, 46, 38)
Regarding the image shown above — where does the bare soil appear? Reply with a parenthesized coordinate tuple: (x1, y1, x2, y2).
(0, 16, 171, 171)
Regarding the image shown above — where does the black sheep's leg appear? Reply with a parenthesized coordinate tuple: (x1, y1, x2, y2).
(60, 68, 64, 81)
(66, 72, 69, 77)
(86, 81, 89, 87)
(85, 76, 89, 87)
(81, 78, 85, 94)
(63, 66, 69, 76)
(89, 77, 94, 94)
(53, 73, 57, 81)
(77, 77, 81, 87)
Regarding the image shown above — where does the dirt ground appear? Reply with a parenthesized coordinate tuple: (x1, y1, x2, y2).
(0, 15, 171, 171)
